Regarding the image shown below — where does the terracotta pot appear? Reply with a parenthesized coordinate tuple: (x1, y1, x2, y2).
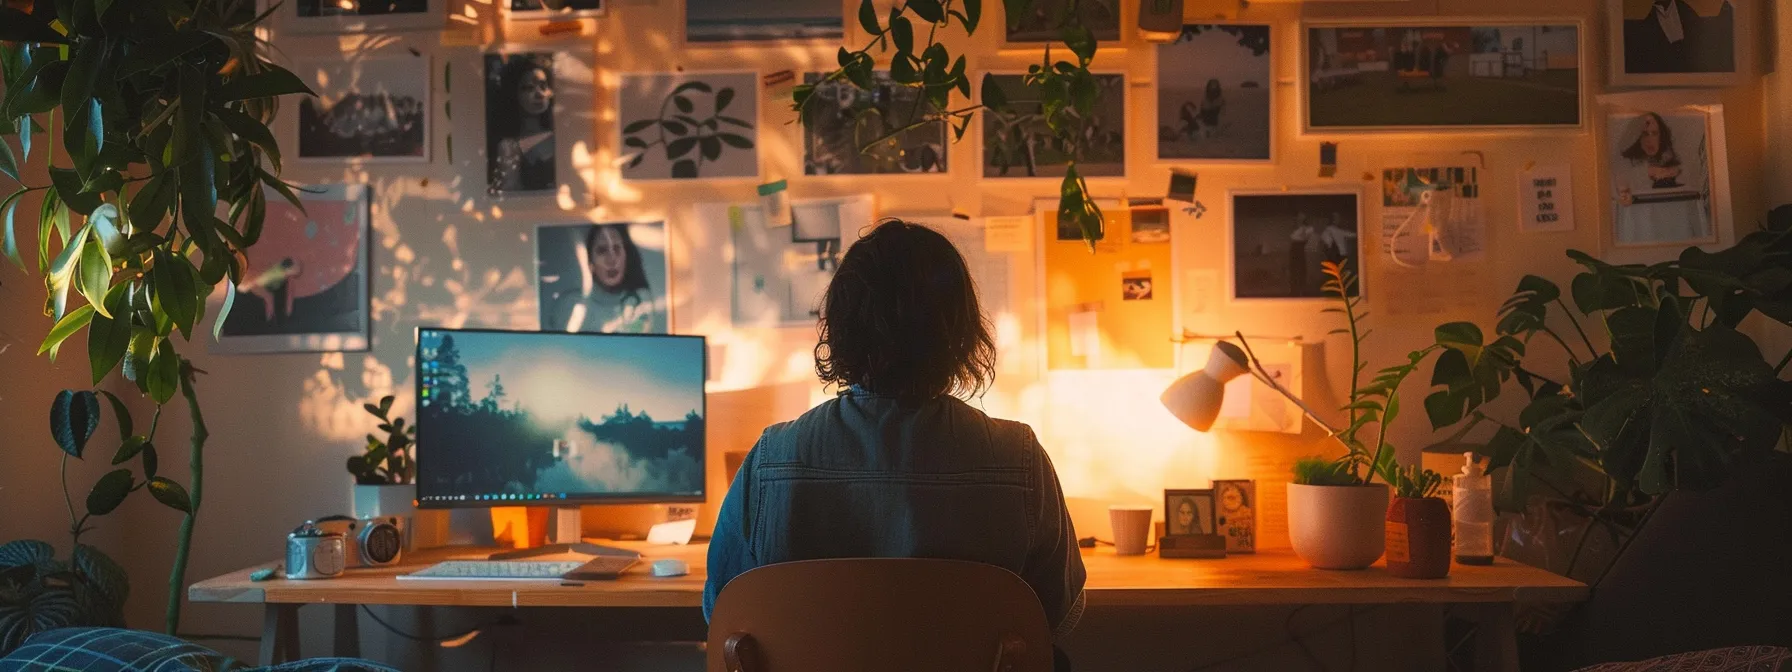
(1287, 482, 1389, 570)
(1386, 497, 1452, 579)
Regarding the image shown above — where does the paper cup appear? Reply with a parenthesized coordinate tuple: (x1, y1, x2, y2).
(1109, 505, 1155, 556)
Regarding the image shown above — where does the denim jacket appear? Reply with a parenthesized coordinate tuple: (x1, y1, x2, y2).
(703, 388, 1087, 638)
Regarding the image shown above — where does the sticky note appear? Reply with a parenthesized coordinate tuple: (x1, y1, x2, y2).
(984, 216, 1030, 253)
(758, 180, 791, 227)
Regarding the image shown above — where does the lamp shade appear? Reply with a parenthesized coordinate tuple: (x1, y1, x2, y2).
(1161, 341, 1250, 432)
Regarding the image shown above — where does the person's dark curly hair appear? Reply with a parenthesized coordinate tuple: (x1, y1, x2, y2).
(814, 219, 996, 404)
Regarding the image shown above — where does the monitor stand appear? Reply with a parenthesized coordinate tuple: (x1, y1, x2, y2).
(487, 506, 640, 561)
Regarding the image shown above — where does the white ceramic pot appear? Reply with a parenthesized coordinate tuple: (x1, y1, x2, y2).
(1286, 482, 1390, 570)
(352, 483, 416, 519)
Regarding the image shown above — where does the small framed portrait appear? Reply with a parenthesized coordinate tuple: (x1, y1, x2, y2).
(1228, 189, 1363, 301)
(536, 222, 671, 334)
(1214, 480, 1257, 553)
(485, 52, 559, 197)
(1604, 104, 1733, 262)
(1164, 489, 1217, 537)
(503, 0, 603, 20)
(1609, 0, 1748, 88)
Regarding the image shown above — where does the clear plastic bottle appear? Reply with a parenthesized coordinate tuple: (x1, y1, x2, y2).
(1453, 452, 1495, 565)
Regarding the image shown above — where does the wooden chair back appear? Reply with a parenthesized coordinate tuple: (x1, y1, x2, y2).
(706, 558, 1053, 672)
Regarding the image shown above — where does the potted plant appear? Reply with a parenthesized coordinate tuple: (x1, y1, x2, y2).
(0, 0, 311, 639)
(348, 395, 415, 519)
(1385, 465, 1449, 579)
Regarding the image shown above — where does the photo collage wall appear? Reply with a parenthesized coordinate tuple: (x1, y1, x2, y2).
(245, 0, 1751, 364)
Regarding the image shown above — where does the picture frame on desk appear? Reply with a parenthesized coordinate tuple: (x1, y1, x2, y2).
(1164, 488, 1216, 536)
(1214, 479, 1257, 553)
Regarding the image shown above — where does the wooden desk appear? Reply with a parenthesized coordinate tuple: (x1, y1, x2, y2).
(191, 543, 1586, 669)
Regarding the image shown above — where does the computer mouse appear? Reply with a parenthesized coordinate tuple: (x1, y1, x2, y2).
(651, 558, 689, 577)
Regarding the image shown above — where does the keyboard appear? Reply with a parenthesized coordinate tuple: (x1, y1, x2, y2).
(399, 560, 585, 581)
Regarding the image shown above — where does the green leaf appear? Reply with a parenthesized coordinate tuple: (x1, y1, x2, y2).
(0, 8, 67, 43)
(1065, 25, 1098, 64)
(111, 436, 148, 465)
(907, 0, 944, 23)
(147, 477, 192, 513)
(94, 390, 132, 440)
(857, 0, 880, 35)
(86, 469, 134, 516)
(85, 98, 103, 155)
(217, 66, 315, 102)
(151, 249, 198, 340)
(890, 16, 914, 54)
(39, 304, 95, 361)
(673, 96, 694, 114)
(667, 137, 699, 160)
(979, 73, 1007, 110)
(714, 87, 735, 113)
(0, 135, 17, 182)
(662, 119, 689, 135)
(718, 133, 753, 149)
(49, 168, 101, 216)
(77, 234, 113, 318)
(2, 188, 24, 271)
(671, 159, 698, 178)
(50, 389, 102, 459)
(214, 106, 282, 172)
(212, 270, 237, 342)
(670, 80, 714, 95)
(128, 173, 174, 234)
(72, 544, 128, 609)
(142, 442, 158, 479)
(963, 0, 982, 32)
(87, 281, 131, 383)
(147, 338, 179, 405)
(622, 118, 655, 134)
(122, 329, 155, 388)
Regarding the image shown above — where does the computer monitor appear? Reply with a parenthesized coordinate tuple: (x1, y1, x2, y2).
(414, 328, 706, 556)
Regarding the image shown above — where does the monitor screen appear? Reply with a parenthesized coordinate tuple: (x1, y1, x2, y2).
(414, 328, 707, 507)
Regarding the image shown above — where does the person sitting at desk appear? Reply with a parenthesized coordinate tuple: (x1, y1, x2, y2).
(704, 219, 1087, 669)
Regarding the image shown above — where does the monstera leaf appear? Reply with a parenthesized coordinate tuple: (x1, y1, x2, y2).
(1424, 321, 1526, 429)
(1496, 275, 1561, 338)
(1576, 301, 1787, 495)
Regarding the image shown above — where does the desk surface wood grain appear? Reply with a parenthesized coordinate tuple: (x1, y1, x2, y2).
(190, 543, 1587, 608)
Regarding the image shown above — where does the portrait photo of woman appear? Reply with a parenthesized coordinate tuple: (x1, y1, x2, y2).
(486, 52, 558, 196)
(1165, 490, 1216, 536)
(1608, 110, 1714, 247)
(537, 222, 670, 334)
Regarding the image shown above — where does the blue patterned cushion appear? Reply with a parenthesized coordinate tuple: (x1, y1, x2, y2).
(0, 628, 237, 672)
(0, 628, 399, 672)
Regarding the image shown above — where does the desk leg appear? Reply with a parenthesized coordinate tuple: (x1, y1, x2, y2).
(1473, 603, 1519, 672)
(259, 604, 301, 665)
(334, 604, 362, 658)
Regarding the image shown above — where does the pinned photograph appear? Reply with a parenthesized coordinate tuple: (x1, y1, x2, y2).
(1164, 489, 1216, 536)
(802, 72, 947, 175)
(1607, 110, 1718, 247)
(1122, 271, 1154, 301)
(537, 222, 670, 334)
(290, 0, 438, 32)
(1230, 191, 1362, 300)
(1306, 23, 1582, 130)
(504, 0, 602, 19)
(981, 73, 1126, 179)
(486, 52, 557, 196)
(685, 0, 842, 43)
(618, 72, 759, 181)
(1007, 0, 1121, 42)
(296, 55, 430, 162)
(1612, 0, 1742, 86)
(1131, 207, 1170, 244)
(732, 196, 874, 326)
(1214, 480, 1256, 553)
(1158, 25, 1272, 162)
(213, 185, 370, 354)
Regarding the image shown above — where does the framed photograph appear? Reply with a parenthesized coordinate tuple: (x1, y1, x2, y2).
(1006, 0, 1122, 44)
(1229, 189, 1363, 301)
(536, 222, 671, 334)
(617, 71, 759, 181)
(503, 0, 603, 20)
(1157, 24, 1273, 163)
(1164, 489, 1217, 537)
(979, 72, 1127, 179)
(295, 55, 430, 163)
(1605, 105, 1733, 259)
(801, 72, 947, 175)
(1304, 20, 1584, 131)
(485, 52, 558, 197)
(685, 0, 842, 44)
(1214, 480, 1257, 553)
(286, 0, 440, 33)
(212, 185, 370, 354)
(1609, 0, 1747, 87)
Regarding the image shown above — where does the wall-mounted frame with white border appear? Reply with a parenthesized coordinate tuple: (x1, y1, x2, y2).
(292, 53, 433, 164)
(501, 0, 604, 21)
(209, 184, 371, 354)
(798, 71, 951, 177)
(452, 48, 596, 208)
(614, 70, 762, 182)
(976, 71, 1130, 182)
(1301, 18, 1587, 134)
(1606, 0, 1751, 89)
(1000, 0, 1128, 49)
(681, 0, 844, 48)
(1599, 94, 1734, 265)
(1226, 186, 1366, 304)
(533, 221, 673, 334)
(1154, 23, 1275, 165)
(282, 0, 443, 34)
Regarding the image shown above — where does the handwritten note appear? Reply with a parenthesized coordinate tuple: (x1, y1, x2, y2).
(1519, 164, 1575, 233)
(984, 216, 1031, 253)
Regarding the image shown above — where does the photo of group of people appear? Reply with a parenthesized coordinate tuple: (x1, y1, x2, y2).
(1306, 23, 1581, 129)
(1230, 192, 1361, 300)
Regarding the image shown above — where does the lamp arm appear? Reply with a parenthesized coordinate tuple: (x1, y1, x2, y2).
(1233, 331, 1344, 438)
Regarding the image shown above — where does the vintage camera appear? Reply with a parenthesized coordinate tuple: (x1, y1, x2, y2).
(312, 515, 404, 567)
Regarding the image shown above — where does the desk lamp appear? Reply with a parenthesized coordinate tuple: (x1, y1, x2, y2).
(1159, 334, 1338, 436)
